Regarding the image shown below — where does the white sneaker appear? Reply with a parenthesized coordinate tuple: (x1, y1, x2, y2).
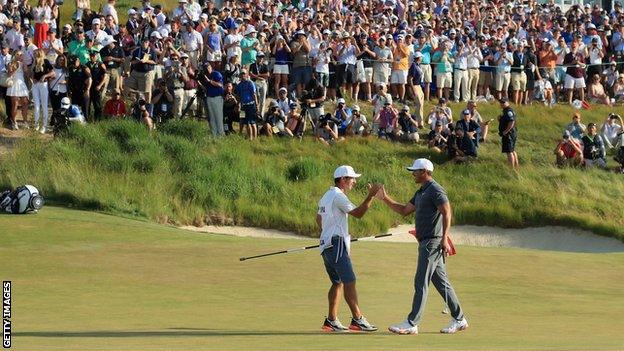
(388, 320, 418, 335)
(34, 125, 41, 132)
(322, 317, 349, 332)
(39, 127, 46, 134)
(440, 318, 468, 334)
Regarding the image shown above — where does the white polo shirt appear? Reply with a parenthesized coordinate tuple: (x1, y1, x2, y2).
(318, 187, 355, 254)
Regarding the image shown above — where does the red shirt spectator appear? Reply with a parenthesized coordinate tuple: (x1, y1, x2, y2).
(104, 90, 127, 118)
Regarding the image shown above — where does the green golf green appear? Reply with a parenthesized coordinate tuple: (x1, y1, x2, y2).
(1, 207, 623, 350)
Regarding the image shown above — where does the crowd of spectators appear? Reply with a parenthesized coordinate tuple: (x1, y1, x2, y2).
(0, 0, 622, 166)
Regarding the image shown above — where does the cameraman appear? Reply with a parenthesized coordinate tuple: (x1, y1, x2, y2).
(316, 113, 340, 146)
(262, 100, 286, 137)
(346, 105, 370, 136)
(151, 78, 174, 123)
(397, 105, 419, 143)
(554, 130, 583, 167)
(304, 75, 326, 126)
(165, 51, 188, 119)
(52, 96, 85, 136)
(582, 123, 607, 169)
(428, 122, 450, 153)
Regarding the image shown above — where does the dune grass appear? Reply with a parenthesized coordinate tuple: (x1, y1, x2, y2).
(1, 100, 624, 239)
(1, 206, 623, 350)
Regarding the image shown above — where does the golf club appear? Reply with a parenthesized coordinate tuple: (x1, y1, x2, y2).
(239, 233, 395, 261)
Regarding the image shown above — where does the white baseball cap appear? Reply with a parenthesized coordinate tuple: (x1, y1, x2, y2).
(60, 97, 71, 108)
(92, 18, 101, 25)
(334, 165, 362, 179)
(337, 98, 346, 104)
(406, 158, 434, 172)
(414, 51, 423, 58)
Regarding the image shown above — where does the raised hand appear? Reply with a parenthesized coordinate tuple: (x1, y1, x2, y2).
(375, 184, 387, 200)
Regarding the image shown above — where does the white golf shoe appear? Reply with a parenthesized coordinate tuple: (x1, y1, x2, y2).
(440, 317, 468, 334)
(388, 320, 418, 335)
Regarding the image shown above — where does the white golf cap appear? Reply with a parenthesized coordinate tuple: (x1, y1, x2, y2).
(414, 51, 423, 58)
(60, 97, 71, 108)
(407, 158, 434, 172)
(245, 26, 257, 35)
(352, 105, 360, 111)
(128, 9, 137, 15)
(92, 18, 101, 25)
(101, 35, 116, 46)
(337, 98, 346, 104)
(334, 165, 362, 179)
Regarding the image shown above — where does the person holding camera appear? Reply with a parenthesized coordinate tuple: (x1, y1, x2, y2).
(303, 75, 326, 126)
(582, 123, 607, 169)
(165, 51, 188, 119)
(428, 122, 450, 153)
(346, 105, 370, 137)
(316, 113, 340, 146)
(427, 98, 452, 131)
(554, 130, 583, 167)
(378, 100, 398, 140)
(262, 100, 286, 137)
(397, 105, 419, 143)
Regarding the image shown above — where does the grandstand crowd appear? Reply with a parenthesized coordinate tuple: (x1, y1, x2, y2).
(0, 0, 623, 168)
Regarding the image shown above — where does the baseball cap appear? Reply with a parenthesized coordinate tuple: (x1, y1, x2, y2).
(352, 105, 360, 112)
(588, 122, 597, 128)
(337, 98, 346, 104)
(402, 105, 409, 111)
(462, 109, 471, 115)
(60, 97, 71, 108)
(333, 165, 362, 179)
(414, 51, 423, 58)
(269, 100, 278, 108)
(406, 158, 434, 172)
(92, 18, 101, 25)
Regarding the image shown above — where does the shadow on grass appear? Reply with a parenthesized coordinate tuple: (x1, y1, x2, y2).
(15, 328, 438, 338)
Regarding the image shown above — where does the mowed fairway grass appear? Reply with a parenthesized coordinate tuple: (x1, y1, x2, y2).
(1, 207, 623, 350)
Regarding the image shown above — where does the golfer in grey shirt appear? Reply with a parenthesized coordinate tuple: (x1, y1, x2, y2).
(378, 158, 468, 335)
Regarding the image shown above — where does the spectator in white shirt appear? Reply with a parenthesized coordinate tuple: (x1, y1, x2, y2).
(601, 114, 623, 149)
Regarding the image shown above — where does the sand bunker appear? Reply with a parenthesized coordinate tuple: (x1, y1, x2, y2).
(181, 224, 624, 253)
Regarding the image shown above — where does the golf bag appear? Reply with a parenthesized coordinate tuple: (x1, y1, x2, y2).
(0, 185, 45, 214)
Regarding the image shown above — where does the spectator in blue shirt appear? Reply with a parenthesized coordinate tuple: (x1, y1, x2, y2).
(235, 69, 258, 140)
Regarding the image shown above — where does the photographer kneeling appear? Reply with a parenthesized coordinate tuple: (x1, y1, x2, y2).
(316, 113, 341, 146)
(397, 105, 419, 143)
(51, 97, 86, 136)
(261, 100, 287, 137)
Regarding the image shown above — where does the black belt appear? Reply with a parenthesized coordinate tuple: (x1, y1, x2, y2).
(454, 68, 467, 71)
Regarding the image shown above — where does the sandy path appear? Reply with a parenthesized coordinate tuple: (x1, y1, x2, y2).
(181, 224, 624, 253)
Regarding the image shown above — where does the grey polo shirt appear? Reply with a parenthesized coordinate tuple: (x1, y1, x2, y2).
(409, 179, 449, 241)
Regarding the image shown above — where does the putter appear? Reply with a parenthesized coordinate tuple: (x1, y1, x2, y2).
(239, 233, 394, 261)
